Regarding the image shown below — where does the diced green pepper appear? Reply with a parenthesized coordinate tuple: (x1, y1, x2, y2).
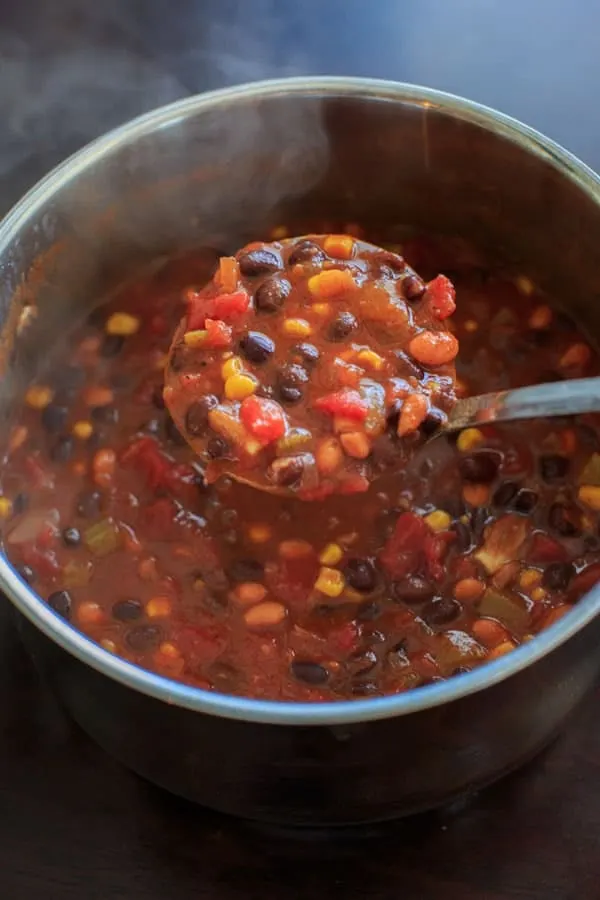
(83, 518, 120, 557)
(477, 588, 529, 632)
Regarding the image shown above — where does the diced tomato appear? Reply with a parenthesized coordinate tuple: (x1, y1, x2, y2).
(425, 275, 456, 320)
(175, 623, 227, 666)
(379, 511, 429, 578)
(122, 437, 172, 491)
(240, 396, 286, 444)
(266, 558, 318, 611)
(299, 483, 335, 501)
(140, 497, 180, 540)
(327, 620, 360, 654)
(528, 532, 569, 564)
(338, 474, 370, 495)
(149, 313, 168, 335)
(314, 389, 368, 421)
(24, 455, 54, 489)
(200, 318, 233, 349)
(568, 563, 600, 602)
(424, 530, 455, 582)
(186, 289, 249, 330)
(20, 544, 60, 578)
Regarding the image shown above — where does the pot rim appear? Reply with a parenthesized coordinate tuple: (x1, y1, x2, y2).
(2, 75, 600, 726)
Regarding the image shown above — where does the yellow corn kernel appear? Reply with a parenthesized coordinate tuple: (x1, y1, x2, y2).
(270, 225, 288, 239)
(456, 427, 485, 452)
(340, 431, 371, 459)
(183, 329, 208, 347)
(158, 641, 181, 659)
(316, 437, 343, 475)
(282, 318, 312, 338)
(424, 510, 452, 533)
(531, 586, 548, 603)
(528, 305, 552, 329)
(105, 312, 140, 336)
(319, 543, 343, 566)
(224, 373, 257, 401)
(357, 349, 384, 371)
(248, 523, 272, 544)
(578, 484, 600, 511)
(100, 638, 117, 654)
(312, 302, 332, 317)
(515, 275, 534, 296)
(307, 269, 356, 300)
(243, 438, 263, 457)
(25, 385, 54, 410)
(221, 355, 244, 380)
(279, 539, 314, 560)
(0, 497, 12, 518)
(519, 568, 542, 590)
(463, 319, 479, 333)
(146, 596, 172, 618)
(72, 420, 93, 440)
(314, 566, 345, 598)
(324, 234, 355, 259)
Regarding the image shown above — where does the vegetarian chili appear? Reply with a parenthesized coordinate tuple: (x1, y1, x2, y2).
(1, 227, 599, 702)
(164, 235, 458, 498)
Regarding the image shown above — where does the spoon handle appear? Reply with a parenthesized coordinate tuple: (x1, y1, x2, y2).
(445, 377, 600, 433)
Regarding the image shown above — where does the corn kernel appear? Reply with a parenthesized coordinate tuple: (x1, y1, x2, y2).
(424, 510, 452, 532)
(100, 639, 117, 653)
(72, 420, 93, 440)
(25, 385, 54, 410)
(528, 305, 552, 329)
(221, 355, 244, 380)
(183, 328, 208, 347)
(270, 225, 288, 239)
(243, 438, 263, 457)
(319, 543, 343, 566)
(578, 484, 600, 511)
(312, 302, 332, 317)
(519, 568, 542, 590)
(340, 431, 371, 459)
(248, 523, 272, 544)
(316, 437, 343, 474)
(158, 642, 181, 659)
(515, 275, 534, 296)
(463, 319, 479, 333)
(531, 586, 548, 603)
(323, 234, 355, 259)
(76, 602, 105, 626)
(357, 349, 385, 371)
(146, 596, 172, 618)
(488, 640, 517, 660)
(456, 428, 485, 452)
(282, 318, 312, 338)
(307, 269, 356, 300)
(224, 373, 257, 400)
(314, 566, 345, 598)
(279, 539, 314, 560)
(105, 312, 140, 336)
(0, 497, 12, 519)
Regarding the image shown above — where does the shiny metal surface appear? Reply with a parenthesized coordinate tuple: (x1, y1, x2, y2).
(445, 377, 600, 433)
(2, 77, 600, 822)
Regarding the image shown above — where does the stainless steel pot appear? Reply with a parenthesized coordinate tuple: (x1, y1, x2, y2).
(2, 77, 600, 825)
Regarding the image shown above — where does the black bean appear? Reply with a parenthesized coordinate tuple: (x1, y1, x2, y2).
(62, 527, 81, 547)
(268, 455, 305, 487)
(548, 503, 580, 537)
(91, 405, 119, 425)
(374, 250, 406, 274)
(343, 558, 378, 593)
(17, 564, 35, 584)
(421, 596, 461, 626)
(543, 562, 576, 590)
(513, 488, 538, 514)
(350, 680, 381, 697)
(452, 521, 472, 553)
(391, 575, 435, 604)
(327, 311, 357, 342)
(238, 248, 282, 276)
(288, 240, 326, 266)
(101, 334, 125, 357)
(346, 649, 378, 677)
(492, 480, 519, 508)
(152, 385, 166, 409)
(47, 590, 72, 620)
(12, 492, 29, 515)
(255, 276, 291, 313)
(207, 437, 230, 459)
(539, 454, 570, 482)
(293, 342, 320, 366)
(239, 331, 275, 364)
(76, 490, 103, 518)
(356, 601, 381, 621)
(50, 436, 74, 462)
(112, 598, 143, 622)
(394, 350, 423, 380)
(452, 666, 472, 676)
(227, 558, 265, 582)
(459, 450, 502, 483)
(41, 404, 68, 434)
(256, 384, 275, 399)
(420, 408, 446, 436)
(403, 273, 426, 300)
(125, 624, 162, 651)
(291, 660, 329, 685)
(277, 363, 308, 405)
(279, 385, 303, 405)
(185, 395, 218, 437)
(165, 414, 187, 446)
(386, 399, 403, 432)
(471, 506, 490, 538)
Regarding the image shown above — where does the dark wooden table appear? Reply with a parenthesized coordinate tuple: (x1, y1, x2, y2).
(2, 2, 600, 897)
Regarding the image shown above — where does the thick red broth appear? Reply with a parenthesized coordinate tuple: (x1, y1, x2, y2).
(164, 234, 458, 499)
(1, 227, 600, 702)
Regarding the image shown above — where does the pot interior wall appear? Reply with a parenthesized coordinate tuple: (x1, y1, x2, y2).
(2, 89, 600, 445)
